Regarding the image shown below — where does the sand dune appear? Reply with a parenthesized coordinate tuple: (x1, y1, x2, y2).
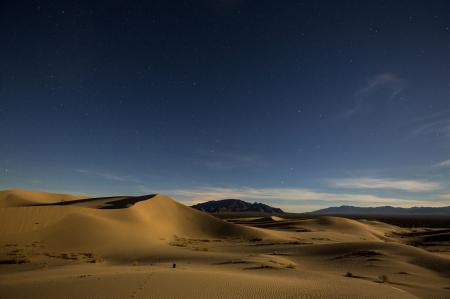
(0, 192, 269, 254)
(0, 189, 86, 208)
(296, 216, 403, 241)
(0, 189, 449, 299)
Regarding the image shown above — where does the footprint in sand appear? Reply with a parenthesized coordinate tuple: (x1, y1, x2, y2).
(129, 273, 154, 298)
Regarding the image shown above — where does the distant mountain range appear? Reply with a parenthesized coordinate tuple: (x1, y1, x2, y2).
(191, 199, 284, 214)
(191, 199, 450, 215)
(311, 205, 450, 215)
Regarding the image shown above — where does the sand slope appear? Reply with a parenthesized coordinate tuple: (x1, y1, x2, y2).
(0, 189, 449, 299)
(0, 192, 270, 255)
(0, 264, 421, 299)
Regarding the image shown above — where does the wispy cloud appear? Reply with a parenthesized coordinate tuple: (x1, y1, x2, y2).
(345, 73, 404, 117)
(329, 177, 440, 192)
(74, 169, 141, 183)
(163, 186, 447, 212)
(434, 159, 450, 168)
(401, 109, 450, 139)
(410, 118, 450, 137)
(358, 73, 404, 98)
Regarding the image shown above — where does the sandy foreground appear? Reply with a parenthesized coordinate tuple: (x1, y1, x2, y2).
(0, 189, 449, 299)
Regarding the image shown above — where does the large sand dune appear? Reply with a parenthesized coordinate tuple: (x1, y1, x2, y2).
(0, 192, 269, 254)
(0, 189, 449, 299)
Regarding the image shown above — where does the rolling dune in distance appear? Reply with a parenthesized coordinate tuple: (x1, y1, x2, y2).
(0, 189, 449, 299)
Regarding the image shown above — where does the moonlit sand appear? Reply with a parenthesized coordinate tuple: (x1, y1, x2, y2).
(0, 189, 449, 299)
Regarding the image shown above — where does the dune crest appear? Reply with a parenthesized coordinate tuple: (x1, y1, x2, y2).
(0, 189, 87, 208)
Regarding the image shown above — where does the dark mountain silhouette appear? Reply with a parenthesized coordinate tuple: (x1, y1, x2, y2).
(311, 205, 450, 215)
(191, 199, 284, 214)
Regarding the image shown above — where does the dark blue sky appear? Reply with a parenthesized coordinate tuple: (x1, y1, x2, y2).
(1, 0, 449, 211)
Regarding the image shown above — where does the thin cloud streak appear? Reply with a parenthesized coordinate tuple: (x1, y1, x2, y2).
(410, 118, 450, 137)
(399, 109, 450, 140)
(75, 169, 141, 183)
(434, 159, 450, 168)
(330, 177, 440, 192)
(357, 73, 404, 98)
(345, 73, 404, 117)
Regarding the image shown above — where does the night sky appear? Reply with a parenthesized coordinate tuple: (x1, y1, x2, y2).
(1, 1, 449, 211)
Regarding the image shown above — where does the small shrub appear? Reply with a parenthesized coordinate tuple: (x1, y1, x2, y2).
(60, 253, 70, 259)
(286, 263, 296, 269)
(192, 246, 209, 251)
(249, 238, 263, 242)
(169, 241, 187, 247)
(83, 253, 94, 259)
(90, 256, 104, 263)
(0, 257, 30, 264)
(378, 274, 389, 283)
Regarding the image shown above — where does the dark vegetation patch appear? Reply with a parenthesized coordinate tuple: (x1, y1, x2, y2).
(343, 272, 369, 279)
(44, 252, 102, 263)
(377, 274, 389, 283)
(394, 229, 450, 238)
(250, 241, 311, 246)
(243, 264, 275, 270)
(295, 228, 311, 232)
(0, 258, 30, 264)
(3, 248, 31, 264)
(366, 258, 382, 262)
(214, 259, 250, 265)
(214, 213, 450, 228)
(249, 237, 263, 242)
(344, 271, 353, 277)
(333, 250, 382, 260)
(269, 251, 290, 256)
(311, 237, 331, 241)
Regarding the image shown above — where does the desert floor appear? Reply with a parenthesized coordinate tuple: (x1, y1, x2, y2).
(0, 189, 449, 299)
